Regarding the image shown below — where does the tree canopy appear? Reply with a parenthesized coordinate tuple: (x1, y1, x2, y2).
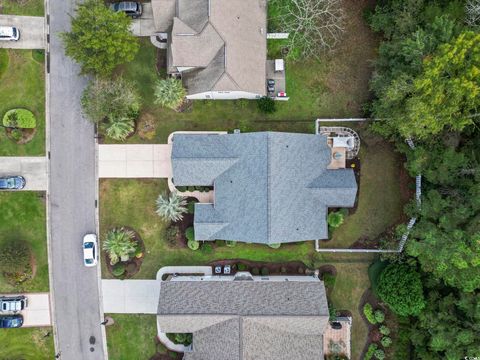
(62, 0, 139, 76)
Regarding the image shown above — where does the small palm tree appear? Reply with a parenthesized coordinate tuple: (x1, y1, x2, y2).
(153, 78, 186, 110)
(156, 192, 187, 222)
(104, 116, 135, 141)
(103, 228, 137, 265)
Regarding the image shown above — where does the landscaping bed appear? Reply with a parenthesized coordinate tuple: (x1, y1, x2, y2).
(209, 259, 312, 276)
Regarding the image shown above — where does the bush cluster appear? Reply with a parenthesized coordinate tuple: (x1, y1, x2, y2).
(3, 109, 36, 129)
(363, 303, 377, 324)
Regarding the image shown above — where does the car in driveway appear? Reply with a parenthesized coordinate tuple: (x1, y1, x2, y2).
(0, 296, 27, 313)
(83, 233, 98, 267)
(0, 315, 23, 328)
(0, 26, 20, 41)
(0, 176, 26, 190)
(110, 2, 142, 18)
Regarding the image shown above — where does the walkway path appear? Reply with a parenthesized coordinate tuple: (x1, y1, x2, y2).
(0, 15, 45, 49)
(0, 156, 47, 190)
(98, 144, 172, 178)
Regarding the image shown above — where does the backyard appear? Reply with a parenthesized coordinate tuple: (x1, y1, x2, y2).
(0, 192, 48, 292)
(0, 49, 45, 156)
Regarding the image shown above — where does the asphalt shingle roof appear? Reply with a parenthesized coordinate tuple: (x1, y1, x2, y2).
(171, 132, 358, 244)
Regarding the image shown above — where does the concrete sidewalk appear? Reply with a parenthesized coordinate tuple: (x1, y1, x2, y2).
(102, 280, 160, 314)
(0, 156, 47, 190)
(0, 15, 45, 49)
(98, 144, 172, 178)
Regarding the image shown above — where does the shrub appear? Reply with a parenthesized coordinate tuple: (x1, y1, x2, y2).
(10, 129, 22, 142)
(156, 192, 188, 222)
(280, 266, 287, 273)
(363, 303, 377, 324)
(379, 325, 390, 336)
(323, 273, 336, 290)
(374, 310, 385, 323)
(297, 267, 305, 274)
(176, 186, 187, 192)
(154, 78, 186, 110)
(257, 96, 276, 113)
(329, 303, 338, 321)
(260, 267, 269, 276)
(185, 227, 195, 242)
(134, 247, 143, 258)
(168, 351, 177, 359)
(3, 109, 36, 129)
(0, 240, 32, 284)
(374, 349, 385, 360)
(104, 116, 134, 141)
(380, 336, 392, 348)
(187, 239, 200, 251)
(201, 243, 213, 254)
(226, 240, 236, 247)
(215, 240, 225, 247)
(103, 227, 137, 265)
(112, 263, 126, 277)
(251, 267, 260, 275)
(0, 49, 8, 79)
(188, 186, 195, 192)
(172, 333, 192, 346)
(364, 343, 378, 360)
(327, 211, 344, 229)
(377, 263, 426, 316)
(237, 263, 247, 271)
(268, 243, 281, 249)
(187, 201, 196, 214)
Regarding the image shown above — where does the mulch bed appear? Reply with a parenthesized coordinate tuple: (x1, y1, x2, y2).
(167, 197, 197, 248)
(209, 259, 313, 276)
(318, 264, 337, 277)
(156, 49, 167, 71)
(105, 227, 145, 279)
(5, 127, 37, 144)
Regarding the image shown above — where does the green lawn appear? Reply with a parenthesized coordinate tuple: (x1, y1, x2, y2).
(0, 0, 44, 16)
(0, 327, 54, 359)
(0, 49, 45, 156)
(0, 192, 48, 292)
(106, 314, 158, 360)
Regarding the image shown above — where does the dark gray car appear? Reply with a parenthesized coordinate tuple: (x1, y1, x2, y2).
(0, 176, 26, 190)
(110, 2, 142, 18)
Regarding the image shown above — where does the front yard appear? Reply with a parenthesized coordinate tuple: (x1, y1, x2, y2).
(0, 192, 48, 292)
(0, 327, 54, 359)
(0, 49, 45, 156)
(0, 0, 44, 16)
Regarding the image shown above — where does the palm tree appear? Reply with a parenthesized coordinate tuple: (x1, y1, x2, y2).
(104, 116, 135, 141)
(153, 78, 186, 110)
(156, 192, 187, 222)
(103, 228, 137, 265)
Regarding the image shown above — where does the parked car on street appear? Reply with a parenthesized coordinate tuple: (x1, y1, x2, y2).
(83, 233, 98, 267)
(0, 315, 23, 328)
(109, 2, 142, 18)
(0, 296, 27, 313)
(0, 176, 26, 190)
(0, 26, 20, 41)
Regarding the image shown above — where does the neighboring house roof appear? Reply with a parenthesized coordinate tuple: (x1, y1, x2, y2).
(171, 132, 358, 244)
(157, 279, 329, 360)
(162, 0, 267, 96)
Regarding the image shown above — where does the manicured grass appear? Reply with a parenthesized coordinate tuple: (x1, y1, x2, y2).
(0, 50, 45, 156)
(106, 314, 158, 360)
(0, 327, 54, 359)
(0, 192, 48, 292)
(0, 0, 44, 16)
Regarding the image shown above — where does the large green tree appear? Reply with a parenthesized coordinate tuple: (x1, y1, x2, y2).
(377, 263, 426, 316)
(410, 289, 480, 359)
(62, 0, 139, 76)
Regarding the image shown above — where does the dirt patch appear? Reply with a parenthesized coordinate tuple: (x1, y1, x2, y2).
(156, 49, 167, 72)
(398, 161, 415, 202)
(137, 112, 157, 140)
(104, 227, 145, 279)
(5, 127, 37, 144)
(318, 264, 337, 277)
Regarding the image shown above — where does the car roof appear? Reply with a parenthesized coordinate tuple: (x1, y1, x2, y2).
(0, 27, 15, 37)
(83, 233, 97, 243)
(83, 247, 94, 259)
(118, 2, 137, 10)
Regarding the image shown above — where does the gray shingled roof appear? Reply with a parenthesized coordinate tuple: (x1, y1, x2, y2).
(171, 132, 357, 244)
(163, 0, 267, 96)
(157, 279, 329, 360)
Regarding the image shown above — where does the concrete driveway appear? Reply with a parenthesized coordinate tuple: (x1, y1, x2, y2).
(0, 15, 45, 49)
(102, 280, 160, 314)
(0, 157, 47, 191)
(98, 144, 172, 178)
(130, 2, 156, 36)
(0, 293, 51, 327)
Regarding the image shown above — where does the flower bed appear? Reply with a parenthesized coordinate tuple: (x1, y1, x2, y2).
(3, 108, 37, 144)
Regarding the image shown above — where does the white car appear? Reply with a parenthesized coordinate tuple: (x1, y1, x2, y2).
(83, 234, 98, 267)
(0, 26, 20, 41)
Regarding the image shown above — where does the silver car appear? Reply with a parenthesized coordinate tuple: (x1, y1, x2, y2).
(0, 26, 20, 41)
(0, 296, 27, 313)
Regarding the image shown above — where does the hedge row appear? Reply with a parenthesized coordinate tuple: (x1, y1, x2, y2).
(176, 186, 212, 192)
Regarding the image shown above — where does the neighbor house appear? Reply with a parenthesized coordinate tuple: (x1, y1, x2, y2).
(150, 0, 286, 99)
(157, 271, 329, 359)
(171, 131, 358, 244)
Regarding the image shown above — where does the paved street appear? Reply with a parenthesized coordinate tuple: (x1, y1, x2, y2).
(0, 15, 45, 49)
(98, 144, 172, 178)
(0, 157, 47, 190)
(49, 0, 106, 358)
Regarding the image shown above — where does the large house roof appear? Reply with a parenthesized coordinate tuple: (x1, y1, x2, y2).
(157, 278, 329, 360)
(171, 132, 358, 244)
(165, 0, 267, 96)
